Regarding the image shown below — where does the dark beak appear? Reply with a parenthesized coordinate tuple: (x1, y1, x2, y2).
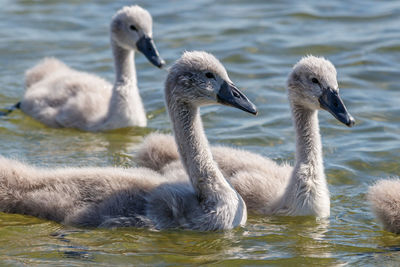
(319, 88, 355, 127)
(136, 35, 165, 68)
(217, 81, 257, 115)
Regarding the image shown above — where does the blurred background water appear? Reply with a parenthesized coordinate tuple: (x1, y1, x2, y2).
(0, 0, 400, 265)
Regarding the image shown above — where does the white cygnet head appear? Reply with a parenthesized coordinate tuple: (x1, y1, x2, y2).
(287, 55, 355, 127)
(165, 51, 257, 114)
(110, 5, 165, 68)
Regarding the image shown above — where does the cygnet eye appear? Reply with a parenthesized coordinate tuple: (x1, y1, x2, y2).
(129, 25, 138, 31)
(311, 78, 319, 84)
(205, 72, 215, 79)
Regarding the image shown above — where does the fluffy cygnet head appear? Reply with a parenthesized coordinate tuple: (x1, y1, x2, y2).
(287, 55, 355, 127)
(111, 5, 165, 68)
(166, 51, 257, 115)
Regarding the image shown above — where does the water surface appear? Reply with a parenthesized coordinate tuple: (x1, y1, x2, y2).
(1, 0, 400, 265)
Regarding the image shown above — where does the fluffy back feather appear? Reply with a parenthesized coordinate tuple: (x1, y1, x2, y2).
(368, 179, 400, 233)
(25, 58, 69, 88)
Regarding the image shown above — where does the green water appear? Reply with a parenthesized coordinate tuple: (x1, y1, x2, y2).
(1, 0, 400, 265)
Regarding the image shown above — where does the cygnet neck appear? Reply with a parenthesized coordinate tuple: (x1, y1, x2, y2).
(111, 39, 137, 86)
(291, 102, 323, 169)
(167, 97, 230, 201)
(95, 38, 145, 130)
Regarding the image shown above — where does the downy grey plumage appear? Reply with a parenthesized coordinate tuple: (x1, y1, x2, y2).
(20, 5, 164, 131)
(368, 179, 400, 233)
(135, 55, 355, 218)
(0, 51, 256, 231)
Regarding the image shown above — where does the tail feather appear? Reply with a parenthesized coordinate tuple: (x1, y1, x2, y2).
(0, 101, 21, 116)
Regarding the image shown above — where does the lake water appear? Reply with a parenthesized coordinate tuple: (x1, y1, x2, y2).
(1, 0, 400, 265)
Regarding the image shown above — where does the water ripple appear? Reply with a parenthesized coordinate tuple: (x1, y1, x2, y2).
(0, 0, 400, 265)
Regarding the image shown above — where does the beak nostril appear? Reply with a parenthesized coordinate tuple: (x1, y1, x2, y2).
(333, 101, 338, 108)
(232, 91, 240, 98)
